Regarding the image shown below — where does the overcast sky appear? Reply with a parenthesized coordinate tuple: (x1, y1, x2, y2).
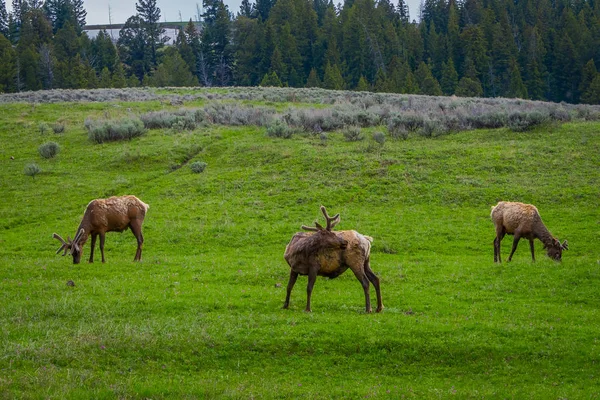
(9, 0, 422, 25)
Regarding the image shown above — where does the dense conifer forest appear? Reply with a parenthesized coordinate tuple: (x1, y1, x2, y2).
(1, 0, 600, 103)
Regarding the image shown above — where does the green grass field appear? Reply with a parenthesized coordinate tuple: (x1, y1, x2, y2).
(1, 91, 599, 398)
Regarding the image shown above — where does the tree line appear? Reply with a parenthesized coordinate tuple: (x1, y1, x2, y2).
(1, 0, 600, 103)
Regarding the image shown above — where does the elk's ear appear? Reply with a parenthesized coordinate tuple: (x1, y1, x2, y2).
(561, 240, 568, 250)
(314, 222, 324, 230)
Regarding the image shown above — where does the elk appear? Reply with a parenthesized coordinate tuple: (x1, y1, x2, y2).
(53, 195, 149, 264)
(283, 206, 383, 313)
(491, 201, 568, 262)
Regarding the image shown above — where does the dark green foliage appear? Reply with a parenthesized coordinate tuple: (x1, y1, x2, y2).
(440, 59, 458, 96)
(415, 62, 441, 96)
(260, 71, 282, 87)
(189, 161, 207, 173)
(23, 162, 40, 178)
(305, 68, 321, 88)
(0, 33, 15, 92)
(455, 77, 483, 97)
(52, 122, 65, 133)
(323, 63, 344, 90)
(38, 141, 60, 159)
(135, 0, 167, 67)
(355, 76, 369, 91)
(85, 118, 146, 144)
(150, 48, 199, 87)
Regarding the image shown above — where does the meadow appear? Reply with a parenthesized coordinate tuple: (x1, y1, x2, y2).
(1, 87, 599, 399)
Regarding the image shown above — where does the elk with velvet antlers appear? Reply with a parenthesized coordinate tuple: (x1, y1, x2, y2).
(283, 206, 383, 313)
(53, 195, 149, 264)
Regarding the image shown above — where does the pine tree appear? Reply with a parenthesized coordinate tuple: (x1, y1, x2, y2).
(239, 0, 254, 17)
(117, 15, 149, 81)
(112, 61, 127, 88)
(91, 30, 118, 73)
(0, 33, 16, 92)
(507, 57, 527, 98)
(579, 59, 597, 99)
(374, 68, 388, 92)
(440, 58, 458, 95)
(201, 0, 233, 85)
(397, 0, 409, 23)
(0, 0, 8, 36)
(152, 49, 198, 87)
(44, 0, 86, 33)
(415, 61, 442, 95)
(356, 75, 369, 91)
(260, 71, 282, 86)
(19, 44, 41, 91)
(323, 62, 344, 90)
(255, 0, 274, 20)
(135, 0, 167, 67)
(232, 16, 263, 85)
(306, 68, 321, 87)
(176, 28, 196, 76)
(581, 75, 600, 104)
(455, 77, 483, 97)
(99, 66, 111, 88)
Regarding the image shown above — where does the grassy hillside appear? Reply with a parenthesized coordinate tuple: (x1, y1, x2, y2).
(1, 88, 599, 398)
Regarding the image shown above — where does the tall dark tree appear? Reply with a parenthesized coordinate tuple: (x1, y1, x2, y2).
(238, 0, 254, 17)
(0, 32, 16, 91)
(233, 16, 263, 85)
(0, 0, 8, 36)
(201, 0, 233, 85)
(117, 15, 149, 81)
(91, 29, 118, 73)
(135, 0, 166, 67)
(44, 0, 86, 33)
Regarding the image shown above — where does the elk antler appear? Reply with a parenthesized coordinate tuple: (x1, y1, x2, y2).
(70, 229, 84, 255)
(561, 240, 569, 250)
(73, 228, 84, 244)
(53, 233, 69, 256)
(320, 206, 340, 231)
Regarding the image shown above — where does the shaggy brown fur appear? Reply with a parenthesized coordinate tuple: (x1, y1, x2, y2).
(283, 206, 383, 313)
(53, 195, 149, 264)
(491, 201, 567, 262)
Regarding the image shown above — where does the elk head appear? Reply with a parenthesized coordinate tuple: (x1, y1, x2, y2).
(301, 206, 347, 250)
(546, 238, 568, 261)
(53, 229, 85, 264)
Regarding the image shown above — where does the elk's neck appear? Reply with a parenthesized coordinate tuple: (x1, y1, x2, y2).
(533, 222, 554, 247)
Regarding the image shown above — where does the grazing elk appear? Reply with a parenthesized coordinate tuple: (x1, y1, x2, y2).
(491, 201, 568, 262)
(283, 206, 383, 313)
(53, 195, 149, 264)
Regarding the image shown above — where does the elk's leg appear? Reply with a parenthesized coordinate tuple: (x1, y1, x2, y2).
(305, 269, 317, 313)
(364, 259, 383, 313)
(283, 270, 298, 309)
(507, 233, 521, 262)
(494, 227, 505, 263)
(129, 221, 144, 261)
(351, 268, 372, 313)
(88, 233, 97, 263)
(99, 232, 106, 263)
(529, 239, 535, 261)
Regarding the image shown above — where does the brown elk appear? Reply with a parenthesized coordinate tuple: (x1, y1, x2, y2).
(53, 195, 149, 264)
(491, 201, 568, 262)
(283, 206, 383, 313)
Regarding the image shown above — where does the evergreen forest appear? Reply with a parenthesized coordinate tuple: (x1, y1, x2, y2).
(2, 0, 600, 104)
